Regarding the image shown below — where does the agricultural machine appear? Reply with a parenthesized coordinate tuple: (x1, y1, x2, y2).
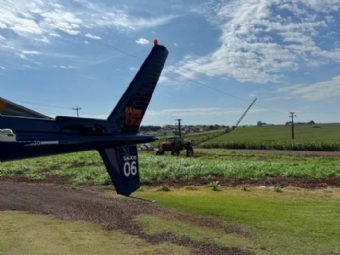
(155, 98, 257, 157)
(155, 136, 194, 156)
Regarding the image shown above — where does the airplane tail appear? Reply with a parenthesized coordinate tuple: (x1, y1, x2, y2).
(98, 145, 140, 196)
(107, 41, 168, 135)
(98, 41, 168, 196)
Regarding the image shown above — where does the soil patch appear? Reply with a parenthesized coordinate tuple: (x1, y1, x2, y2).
(2, 174, 340, 190)
(0, 181, 252, 255)
(0, 174, 72, 185)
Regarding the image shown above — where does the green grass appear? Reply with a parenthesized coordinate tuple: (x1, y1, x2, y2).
(152, 123, 340, 151)
(2, 149, 340, 254)
(135, 186, 340, 255)
(1, 151, 340, 186)
(0, 211, 190, 255)
(210, 123, 340, 142)
(198, 123, 340, 151)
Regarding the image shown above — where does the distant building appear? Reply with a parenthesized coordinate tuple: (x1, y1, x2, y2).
(257, 121, 274, 126)
(157, 129, 175, 136)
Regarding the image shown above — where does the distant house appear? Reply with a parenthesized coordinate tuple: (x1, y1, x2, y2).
(157, 129, 175, 136)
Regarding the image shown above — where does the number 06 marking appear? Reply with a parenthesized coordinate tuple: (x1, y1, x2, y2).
(123, 161, 137, 177)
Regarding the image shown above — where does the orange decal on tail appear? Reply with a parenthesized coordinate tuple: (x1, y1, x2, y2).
(124, 107, 142, 126)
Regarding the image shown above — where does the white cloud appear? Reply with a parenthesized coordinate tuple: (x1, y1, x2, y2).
(49, 33, 61, 37)
(129, 15, 179, 29)
(129, 67, 137, 71)
(0, 0, 181, 72)
(304, 0, 340, 12)
(158, 75, 170, 83)
(35, 37, 49, 43)
(0, 66, 6, 70)
(136, 38, 150, 45)
(257, 96, 294, 102)
(145, 107, 267, 118)
(84, 33, 101, 40)
(0, 22, 6, 29)
(15, 53, 27, 59)
(52, 3, 64, 9)
(276, 75, 340, 101)
(22, 50, 41, 55)
(169, 0, 340, 84)
(0, 0, 178, 47)
(50, 65, 73, 69)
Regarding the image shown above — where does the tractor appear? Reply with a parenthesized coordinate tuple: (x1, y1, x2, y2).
(154, 98, 258, 158)
(155, 136, 194, 157)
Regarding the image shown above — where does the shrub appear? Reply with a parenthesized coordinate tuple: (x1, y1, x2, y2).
(156, 185, 171, 192)
(208, 181, 221, 191)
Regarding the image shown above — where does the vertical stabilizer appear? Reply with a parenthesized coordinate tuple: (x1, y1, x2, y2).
(107, 41, 168, 134)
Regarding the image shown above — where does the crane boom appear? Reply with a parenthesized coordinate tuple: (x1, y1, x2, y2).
(233, 98, 257, 128)
(191, 97, 257, 146)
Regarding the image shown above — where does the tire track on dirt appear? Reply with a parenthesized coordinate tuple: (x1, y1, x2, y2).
(0, 181, 252, 255)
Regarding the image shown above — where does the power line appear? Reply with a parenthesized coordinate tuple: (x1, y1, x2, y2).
(87, 39, 287, 115)
(297, 112, 340, 115)
(10, 99, 72, 110)
(73, 106, 81, 117)
(0, 1, 287, 115)
(86, 37, 287, 115)
(0, 2, 311, 117)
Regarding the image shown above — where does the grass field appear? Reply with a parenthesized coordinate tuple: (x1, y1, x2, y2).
(153, 123, 340, 151)
(1, 150, 340, 254)
(1, 150, 340, 186)
(209, 123, 340, 142)
(134, 186, 340, 255)
(0, 211, 190, 255)
(2, 186, 340, 255)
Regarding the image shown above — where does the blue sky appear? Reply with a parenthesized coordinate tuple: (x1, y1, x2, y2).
(0, 0, 339, 126)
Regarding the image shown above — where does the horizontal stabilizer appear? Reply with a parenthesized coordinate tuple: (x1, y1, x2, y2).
(0, 97, 52, 119)
(98, 145, 140, 196)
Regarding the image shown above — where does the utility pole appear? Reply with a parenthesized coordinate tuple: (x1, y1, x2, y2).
(175, 119, 182, 138)
(73, 106, 81, 117)
(289, 112, 296, 140)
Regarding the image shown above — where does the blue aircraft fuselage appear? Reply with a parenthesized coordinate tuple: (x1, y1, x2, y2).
(0, 115, 157, 161)
(0, 41, 168, 196)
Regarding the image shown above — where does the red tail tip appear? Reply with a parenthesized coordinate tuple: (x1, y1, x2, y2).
(153, 39, 158, 45)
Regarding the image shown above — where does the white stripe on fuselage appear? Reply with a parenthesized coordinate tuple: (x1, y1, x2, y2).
(24, 141, 59, 146)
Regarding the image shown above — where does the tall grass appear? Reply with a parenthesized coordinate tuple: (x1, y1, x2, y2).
(1, 152, 340, 186)
(199, 140, 340, 151)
